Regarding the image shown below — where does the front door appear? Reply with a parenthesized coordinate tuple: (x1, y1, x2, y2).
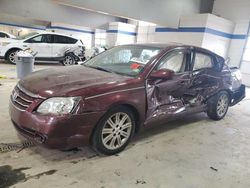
(145, 48, 192, 125)
(23, 34, 53, 58)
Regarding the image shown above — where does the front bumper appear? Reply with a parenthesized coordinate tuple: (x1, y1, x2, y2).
(9, 99, 105, 149)
(230, 84, 246, 106)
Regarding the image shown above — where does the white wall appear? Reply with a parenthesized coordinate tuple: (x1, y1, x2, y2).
(136, 21, 156, 43)
(94, 29, 106, 47)
(213, 0, 250, 86)
(154, 13, 235, 58)
(201, 14, 234, 58)
(154, 14, 208, 47)
(227, 22, 249, 67)
(106, 22, 136, 47)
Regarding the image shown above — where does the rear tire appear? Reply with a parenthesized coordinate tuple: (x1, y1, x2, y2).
(207, 91, 229, 120)
(62, 54, 76, 66)
(91, 106, 135, 155)
(7, 49, 19, 64)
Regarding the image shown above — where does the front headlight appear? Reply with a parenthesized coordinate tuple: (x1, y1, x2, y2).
(37, 97, 81, 115)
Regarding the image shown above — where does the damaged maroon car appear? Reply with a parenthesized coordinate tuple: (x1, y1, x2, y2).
(9, 44, 245, 155)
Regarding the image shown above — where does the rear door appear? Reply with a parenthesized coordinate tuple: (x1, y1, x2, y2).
(51, 35, 78, 58)
(188, 49, 222, 102)
(145, 47, 192, 125)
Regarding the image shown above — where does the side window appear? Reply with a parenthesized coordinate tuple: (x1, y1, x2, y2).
(41, 34, 52, 43)
(67, 37, 77, 44)
(0, 32, 9, 38)
(156, 51, 186, 73)
(193, 53, 213, 70)
(27, 35, 43, 43)
(53, 35, 77, 44)
(25, 34, 52, 43)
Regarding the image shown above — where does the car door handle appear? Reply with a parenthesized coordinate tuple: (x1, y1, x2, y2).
(178, 80, 187, 85)
(23, 45, 28, 47)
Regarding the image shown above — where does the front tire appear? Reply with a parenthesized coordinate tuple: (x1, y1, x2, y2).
(92, 106, 135, 155)
(207, 91, 229, 120)
(7, 49, 19, 64)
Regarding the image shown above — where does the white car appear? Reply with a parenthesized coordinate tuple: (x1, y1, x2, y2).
(0, 32, 84, 65)
(0, 31, 16, 39)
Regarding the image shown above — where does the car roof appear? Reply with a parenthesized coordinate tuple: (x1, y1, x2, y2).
(121, 43, 223, 59)
(35, 31, 79, 39)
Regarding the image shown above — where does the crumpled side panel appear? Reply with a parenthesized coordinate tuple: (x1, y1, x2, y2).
(145, 69, 223, 124)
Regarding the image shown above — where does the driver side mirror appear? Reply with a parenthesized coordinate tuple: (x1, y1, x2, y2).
(149, 69, 174, 80)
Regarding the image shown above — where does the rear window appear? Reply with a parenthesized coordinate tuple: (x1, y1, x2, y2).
(53, 35, 77, 44)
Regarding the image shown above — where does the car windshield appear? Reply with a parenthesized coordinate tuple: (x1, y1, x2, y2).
(16, 32, 39, 40)
(84, 45, 162, 77)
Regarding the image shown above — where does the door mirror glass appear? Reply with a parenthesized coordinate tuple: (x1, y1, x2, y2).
(150, 69, 174, 80)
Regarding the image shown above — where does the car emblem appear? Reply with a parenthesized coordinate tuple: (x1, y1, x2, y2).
(12, 91, 18, 101)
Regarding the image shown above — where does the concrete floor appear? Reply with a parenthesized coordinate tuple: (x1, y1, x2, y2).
(0, 61, 250, 188)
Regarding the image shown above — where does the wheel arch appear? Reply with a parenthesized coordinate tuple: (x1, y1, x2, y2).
(206, 89, 232, 104)
(217, 89, 232, 103)
(89, 103, 141, 144)
(5, 48, 22, 59)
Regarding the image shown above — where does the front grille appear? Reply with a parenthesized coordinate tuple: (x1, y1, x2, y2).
(11, 84, 37, 111)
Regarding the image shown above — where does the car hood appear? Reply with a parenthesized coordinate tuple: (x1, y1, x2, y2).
(0, 38, 17, 43)
(19, 65, 129, 98)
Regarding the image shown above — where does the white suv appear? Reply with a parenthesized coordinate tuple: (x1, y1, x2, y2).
(0, 32, 84, 65)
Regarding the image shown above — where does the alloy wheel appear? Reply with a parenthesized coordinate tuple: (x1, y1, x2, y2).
(63, 55, 74, 66)
(101, 112, 132, 150)
(9, 51, 17, 64)
(216, 94, 229, 117)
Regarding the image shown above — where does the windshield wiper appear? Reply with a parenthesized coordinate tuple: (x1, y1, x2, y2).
(87, 65, 113, 73)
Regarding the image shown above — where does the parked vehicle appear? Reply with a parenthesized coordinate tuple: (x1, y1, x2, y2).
(0, 31, 16, 39)
(0, 31, 84, 65)
(9, 44, 245, 155)
(63, 46, 86, 66)
(0, 31, 17, 47)
(85, 46, 107, 60)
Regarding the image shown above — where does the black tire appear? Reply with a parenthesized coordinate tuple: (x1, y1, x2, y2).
(207, 91, 230, 120)
(62, 54, 76, 66)
(91, 106, 136, 155)
(6, 49, 19, 64)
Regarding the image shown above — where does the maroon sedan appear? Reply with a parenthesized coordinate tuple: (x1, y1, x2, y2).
(9, 44, 245, 155)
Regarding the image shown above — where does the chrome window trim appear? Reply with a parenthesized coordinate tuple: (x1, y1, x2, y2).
(85, 86, 145, 100)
